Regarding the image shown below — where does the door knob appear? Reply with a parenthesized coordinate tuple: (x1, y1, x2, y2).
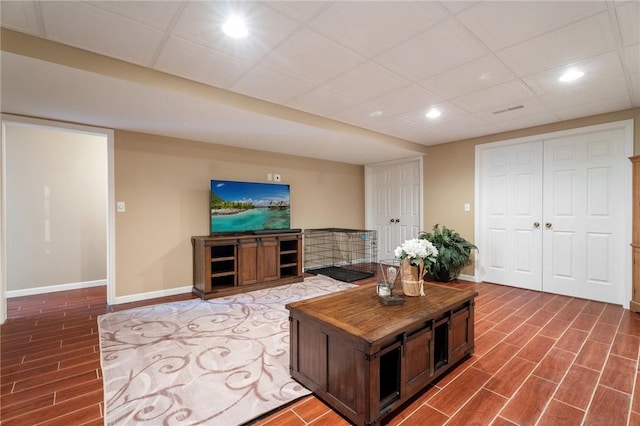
(394, 219, 400, 223)
(389, 218, 395, 223)
(545, 222, 552, 229)
(533, 222, 540, 228)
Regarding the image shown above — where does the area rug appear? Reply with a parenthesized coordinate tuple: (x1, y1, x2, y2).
(98, 275, 355, 426)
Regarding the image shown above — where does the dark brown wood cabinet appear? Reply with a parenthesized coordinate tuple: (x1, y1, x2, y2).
(287, 282, 477, 426)
(192, 232, 302, 299)
(631, 155, 640, 313)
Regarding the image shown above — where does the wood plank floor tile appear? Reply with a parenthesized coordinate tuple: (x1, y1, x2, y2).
(610, 332, 640, 360)
(445, 388, 507, 426)
(532, 348, 575, 383)
(553, 364, 600, 410)
(573, 340, 609, 371)
(427, 367, 492, 416)
(484, 356, 537, 398)
(554, 328, 589, 353)
(584, 385, 631, 426)
(599, 354, 636, 394)
(499, 376, 557, 425)
(516, 335, 556, 363)
(536, 399, 585, 426)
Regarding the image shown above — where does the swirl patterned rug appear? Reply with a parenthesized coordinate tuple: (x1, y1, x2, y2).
(98, 275, 355, 426)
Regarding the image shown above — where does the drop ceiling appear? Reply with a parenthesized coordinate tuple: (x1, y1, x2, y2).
(1, 1, 638, 165)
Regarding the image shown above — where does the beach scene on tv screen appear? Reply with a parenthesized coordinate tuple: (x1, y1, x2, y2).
(210, 180, 290, 232)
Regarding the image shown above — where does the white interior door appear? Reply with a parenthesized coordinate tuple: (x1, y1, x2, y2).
(366, 159, 422, 261)
(543, 129, 627, 304)
(479, 142, 543, 290)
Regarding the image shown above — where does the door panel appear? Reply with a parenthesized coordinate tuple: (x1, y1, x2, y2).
(480, 142, 543, 290)
(543, 129, 626, 304)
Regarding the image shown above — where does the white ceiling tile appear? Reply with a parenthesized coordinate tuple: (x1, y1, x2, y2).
(523, 51, 625, 95)
(420, 55, 516, 99)
(540, 76, 631, 111)
(89, 1, 183, 30)
(264, 2, 329, 22)
(309, 2, 448, 57)
(497, 13, 617, 76)
(400, 101, 470, 125)
(457, 1, 606, 51)
(553, 97, 634, 121)
(423, 113, 492, 133)
(171, 1, 299, 63)
(40, 2, 165, 66)
(616, 1, 640, 46)
(475, 98, 553, 124)
(625, 43, 640, 73)
(260, 29, 366, 85)
(0, 1, 43, 36)
(154, 36, 254, 89)
(231, 65, 313, 104)
(329, 102, 398, 128)
(286, 87, 358, 117)
(376, 18, 488, 82)
(452, 80, 534, 113)
(323, 61, 410, 102)
(366, 116, 426, 139)
(370, 85, 442, 116)
(629, 72, 640, 102)
(496, 111, 561, 132)
(441, 1, 481, 16)
(438, 122, 503, 142)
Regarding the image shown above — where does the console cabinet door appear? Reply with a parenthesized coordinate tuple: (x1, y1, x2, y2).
(258, 238, 279, 282)
(450, 306, 472, 363)
(238, 240, 259, 286)
(402, 326, 432, 396)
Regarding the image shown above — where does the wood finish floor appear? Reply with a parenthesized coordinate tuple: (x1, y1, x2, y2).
(1, 279, 639, 425)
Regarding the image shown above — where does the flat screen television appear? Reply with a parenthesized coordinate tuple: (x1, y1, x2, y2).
(210, 179, 291, 234)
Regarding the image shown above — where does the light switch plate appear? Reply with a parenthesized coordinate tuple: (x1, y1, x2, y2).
(117, 201, 126, 213)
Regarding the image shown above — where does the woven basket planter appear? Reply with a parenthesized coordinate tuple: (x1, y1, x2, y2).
(400, 258, 425, 297)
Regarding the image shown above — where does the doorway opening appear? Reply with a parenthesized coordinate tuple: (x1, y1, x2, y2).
(1, 115, 115, 323)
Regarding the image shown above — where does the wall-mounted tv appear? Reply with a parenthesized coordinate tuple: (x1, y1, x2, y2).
(210, 180, 291, 234)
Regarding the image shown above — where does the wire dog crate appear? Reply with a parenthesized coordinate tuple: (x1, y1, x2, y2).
(304, 228, 377, 282)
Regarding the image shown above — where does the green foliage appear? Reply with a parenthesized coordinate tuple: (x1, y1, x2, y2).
(210, 192, 254, 210)
(419, 224, 477, 282)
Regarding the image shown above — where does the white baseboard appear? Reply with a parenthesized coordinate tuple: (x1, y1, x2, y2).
(456, 273, 478, 282)
(6, 279, 107, 298)
(111, 285, 193, 305)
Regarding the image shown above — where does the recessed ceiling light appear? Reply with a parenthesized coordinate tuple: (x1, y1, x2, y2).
(369, 110, 383, 117)
(558, 69, 584, 82)
(425, 108, 442, 119)
(222, 17, 249, 38)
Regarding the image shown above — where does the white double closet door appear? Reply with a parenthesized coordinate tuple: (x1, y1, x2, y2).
(478, 124, 630, 305)
(365, 158, 422, 261)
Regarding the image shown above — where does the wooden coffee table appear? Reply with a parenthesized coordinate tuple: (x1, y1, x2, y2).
(286, 282, 477, 426)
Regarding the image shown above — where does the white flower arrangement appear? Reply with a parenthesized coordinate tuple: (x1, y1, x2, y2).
(394, 238, 439, 267)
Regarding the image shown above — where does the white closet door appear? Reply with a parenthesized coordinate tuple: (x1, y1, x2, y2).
(543, 129, 627, 304)
(479, 142, 543, 290)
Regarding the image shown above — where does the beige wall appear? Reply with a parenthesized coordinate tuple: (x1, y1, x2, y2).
(6, 124, 107, 290)
(114, 130, 364, 297)
(423, 108, 640, 275)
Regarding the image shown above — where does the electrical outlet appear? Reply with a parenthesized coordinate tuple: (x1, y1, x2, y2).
(274, 174, 281, 182)
(267, 173, 273, 181)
